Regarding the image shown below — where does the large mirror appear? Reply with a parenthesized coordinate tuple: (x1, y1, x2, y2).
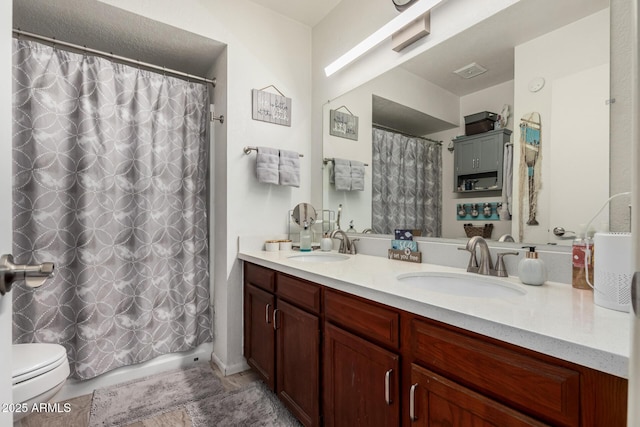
(322, 0, 611, 245)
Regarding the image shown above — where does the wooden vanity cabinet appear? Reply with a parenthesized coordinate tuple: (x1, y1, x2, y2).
(408, 318, 579, 426)
(243, 263, 320, 427)
(404, 316, 627, 427)
(243, 263, 628, 427)
(408, 363, 547, 426)
(243, 265, 276, 388)
(323, 290, 401, 427)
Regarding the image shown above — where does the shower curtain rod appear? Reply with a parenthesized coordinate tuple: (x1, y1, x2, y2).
(373, 124, 442, 145)
(12, 29, 216, 87)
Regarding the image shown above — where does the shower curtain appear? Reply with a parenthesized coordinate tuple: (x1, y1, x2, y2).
(372, 127, 442, 237)
(11, 39, 212, 379)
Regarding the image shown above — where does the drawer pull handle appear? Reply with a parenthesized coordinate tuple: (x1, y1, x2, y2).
(265, 303, 271, 324)
(410, 383, 418, 421)
(273, 308, 279, 330)
(385, 369, 393, 405)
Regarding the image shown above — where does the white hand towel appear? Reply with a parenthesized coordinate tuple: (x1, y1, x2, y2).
(279, 149, 300, 187)
(333, 158, 351, 191)
(256, 146, 279, 185)
(350, 160, 365, 191)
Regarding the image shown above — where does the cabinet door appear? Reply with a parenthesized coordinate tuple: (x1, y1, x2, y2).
(410, 318, 579, 425)
(409, 364, 547, 427)
(323, 322, 400, 427)
(276, 299, 320, 427)
(243, 283, 276, 389)
(475, 134, 501, 174)
(454, 139, 477, 175)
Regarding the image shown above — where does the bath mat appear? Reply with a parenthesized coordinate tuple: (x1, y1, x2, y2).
(185, 381, 301, 427)
(89, 362, 224, 426)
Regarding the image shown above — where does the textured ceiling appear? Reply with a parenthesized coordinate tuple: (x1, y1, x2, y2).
(372, 95, 456, 136)
(246, 0, 342, 27)
(400, 0, 609, 96)
(12, 0, 341, 78)
(13, 0, 610, 97)
(13, 0, 226, 78)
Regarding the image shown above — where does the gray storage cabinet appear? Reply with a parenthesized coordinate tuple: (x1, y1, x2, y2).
(453, 129, 511, 192)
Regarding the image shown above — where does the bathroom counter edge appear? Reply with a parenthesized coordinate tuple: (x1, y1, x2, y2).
(238, 250, 629, 379)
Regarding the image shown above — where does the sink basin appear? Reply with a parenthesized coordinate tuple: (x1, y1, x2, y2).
(396, 272, 526, 298)
(287, 253, 350, 263)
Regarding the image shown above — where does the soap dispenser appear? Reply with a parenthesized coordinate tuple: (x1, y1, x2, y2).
(320, 233, 333, 252)
(518, 246, 546, 286)
(300, 222, 312, 252)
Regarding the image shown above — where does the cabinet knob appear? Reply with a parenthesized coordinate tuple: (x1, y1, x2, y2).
(265, 303, 271, 324)
(273, 308, 280, 330)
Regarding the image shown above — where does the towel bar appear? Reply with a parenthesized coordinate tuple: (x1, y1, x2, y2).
(323, 157, 368, 166)
(243, 146, 303, 157)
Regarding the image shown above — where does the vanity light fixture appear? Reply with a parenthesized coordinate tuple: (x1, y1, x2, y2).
(324, 0, 445, 77)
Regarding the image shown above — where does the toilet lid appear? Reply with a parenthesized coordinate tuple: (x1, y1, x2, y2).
(12, 343, 68, 385)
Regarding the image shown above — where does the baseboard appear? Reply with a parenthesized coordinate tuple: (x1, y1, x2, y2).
(210, 352, 250, 376)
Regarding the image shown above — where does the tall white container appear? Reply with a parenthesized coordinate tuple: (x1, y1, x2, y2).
(593, 232, 633, 312)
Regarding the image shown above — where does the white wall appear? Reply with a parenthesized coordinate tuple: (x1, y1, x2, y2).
(100, 0, 312, 373)
(1, 0, 13, 422)
(512, 9, 610, 244)
(610, 0, 635, 234)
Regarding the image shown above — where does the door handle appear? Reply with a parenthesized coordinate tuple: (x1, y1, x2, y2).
(385, 369, 393, 405)
(273, 308, 279, 330)
(0, 254, 55, 295)
(410, 383, 418, 421)
(632, 272, 640, 319)
(265, 303, 271, 324)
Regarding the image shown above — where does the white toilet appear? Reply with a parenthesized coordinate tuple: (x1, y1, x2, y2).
(12, 343, 70, 421)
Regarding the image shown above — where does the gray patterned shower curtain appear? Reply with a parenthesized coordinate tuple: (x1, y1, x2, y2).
(372, 127, 442, 237)
(11, 39, 212, 379)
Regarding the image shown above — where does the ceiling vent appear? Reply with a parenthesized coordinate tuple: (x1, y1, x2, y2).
(453, 62, 487, 79)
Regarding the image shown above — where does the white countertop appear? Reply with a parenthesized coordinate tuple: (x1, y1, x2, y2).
(238, 249, 630, 379)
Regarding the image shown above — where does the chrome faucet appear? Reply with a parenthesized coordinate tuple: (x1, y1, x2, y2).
(466, 236, 493, 275)
(330, 229, 351, 254)
(459, 236, 518, 277)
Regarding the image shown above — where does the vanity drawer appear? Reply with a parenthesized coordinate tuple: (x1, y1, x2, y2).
(244, 263, 275, 292)
(324, 289, 399, 349)
(276, 273, 321, 314)
(411, 318, 580, 426)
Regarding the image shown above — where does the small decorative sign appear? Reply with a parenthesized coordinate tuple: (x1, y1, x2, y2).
(388, 249, 422, 263)
(329, 109, 359, 140)
(252, 88, 291, 126)
(391, 240, 418, 252)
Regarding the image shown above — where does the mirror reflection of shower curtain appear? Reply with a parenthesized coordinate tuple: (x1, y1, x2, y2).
(371, 127, 442, 236)
(11, 39, 211, 380)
